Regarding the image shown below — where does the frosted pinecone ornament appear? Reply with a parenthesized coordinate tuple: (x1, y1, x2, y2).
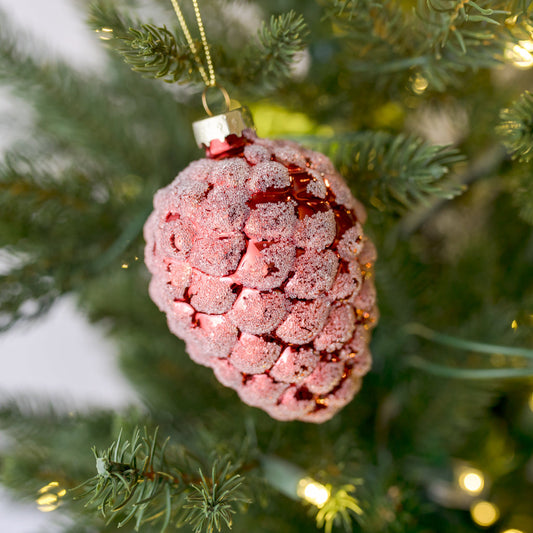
(144, 107, 378, 423)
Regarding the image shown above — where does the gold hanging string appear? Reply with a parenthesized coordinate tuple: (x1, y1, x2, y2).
(169, 0, 215, 88)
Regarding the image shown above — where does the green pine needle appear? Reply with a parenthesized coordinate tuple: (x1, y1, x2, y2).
(248, 11, 309, 90)
(309, 132, 465, 213)
(325, 0, 528, 90)
(88, 2, 308, 93)
(76, 428, 250, 533)
(498, 91, 533, 162)
(89, 1, 196, 84)
(183, 461, 249, 533)
(407, 323, 533, 379)
(315, 484, 363, 533)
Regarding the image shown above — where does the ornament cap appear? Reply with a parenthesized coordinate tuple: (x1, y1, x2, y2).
(192, 107, 255, 149)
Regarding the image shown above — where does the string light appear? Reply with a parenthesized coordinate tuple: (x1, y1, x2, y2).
(528, 392, 533, 412)
(36, 482, 66, 513)
(412, 74, 429, 94)
(511, 319, 518, 330)
(297, 477, 331, 508)
(457, 467, 485, 495)
(505, 40, 533, 69)
(501, 529, 524, 533)
(97, 27, 114, 41)
(121, 263, 129, 269)
(470, 501, 500, 527)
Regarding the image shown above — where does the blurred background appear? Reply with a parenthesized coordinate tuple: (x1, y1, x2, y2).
(0, 3, 138, 530)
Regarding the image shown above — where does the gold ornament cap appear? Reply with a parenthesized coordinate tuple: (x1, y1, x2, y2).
(192, 106, 255, 148)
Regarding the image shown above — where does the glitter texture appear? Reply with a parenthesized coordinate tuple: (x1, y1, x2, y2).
(144, 134, 378, 422)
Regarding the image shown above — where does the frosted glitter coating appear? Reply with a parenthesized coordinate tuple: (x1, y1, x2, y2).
(305, 170, 328, 199)
(272, 143, 308, 168)
(313, 304, 356, 352)
(228, 288, 289, 335)
(327, 272, 359, 302)
(230, 333, 282, 374)
(294, 210, 336, 251)
(165, 179, 209, 221)
(243, 144, 271, 165)
(188, 270, 236, 314)
(267, 386, 315, 421)
(166, 301, 195, 339)
(348, 347, 372, 377)
(350, 279, 377, 313)
(284, 250, 339, 299)
(247, 161, 291, 191)
(189, 234, 245, 276)
(189, 313, 237, 359)
(244, 201, 297, 241)
(144, 135, 378, 423)
(326, 377, 362, 409)
(270, 347, 318, 384)
(321, 171, 354, 209)
(155, 219, 191, 260)
(148, 262, 191, 312)
(211, 357, 242, 388)
(303, 361, 345, 395)
(340, 326, 369, 361)
(233, 240, 295, 290)
(197, 186, 250, 234)
(359, 240, 377, 268)
(209, 158, 249, 187)
(238, 374, 289, 408)
(337, 223, 364, 261)
(276, 297, 331, 345)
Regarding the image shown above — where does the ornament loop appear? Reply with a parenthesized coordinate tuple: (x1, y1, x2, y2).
(202, 84, 231, 117)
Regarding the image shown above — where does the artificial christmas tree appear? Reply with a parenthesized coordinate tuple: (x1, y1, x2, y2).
(1, 0, 533, 532)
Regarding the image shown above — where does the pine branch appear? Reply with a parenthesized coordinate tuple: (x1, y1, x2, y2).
(89, 1, 197, 84)
(78, 427, 250, 532)
(0, 264, 58, 331)
(89, 2, 308, 95)
(497, 92, 533, 225)
(0, 12, 193, 179)
(182, 462, 249, 533)
(0, 156, 124, 329)
(242, 11, 309, 91)
(498, 90, 533, 162)
(507, 167, 533, 225)
(407, 323, 533, 378)
(324, 0, 531, 91)
(308, 132, 465, 213)
(420, 0, 510, 54)
(315, 484, 363, 533)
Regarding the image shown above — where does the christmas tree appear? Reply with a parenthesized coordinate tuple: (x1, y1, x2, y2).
(1, 0, 533, 531)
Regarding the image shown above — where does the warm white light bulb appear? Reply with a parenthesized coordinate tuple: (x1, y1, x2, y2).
(36, 481, 65, 513)
(297, 477, 330, 508)
(458, 467, 485, 495)
(470, 500, 499, 527)
(505, 41, 533, 69)
(412, 74, 429, 95)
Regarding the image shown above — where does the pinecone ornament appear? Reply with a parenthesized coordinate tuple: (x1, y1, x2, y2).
(144, 108, 378, 423)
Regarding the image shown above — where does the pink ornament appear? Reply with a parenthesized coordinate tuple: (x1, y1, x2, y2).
(144, 130, 378, 422)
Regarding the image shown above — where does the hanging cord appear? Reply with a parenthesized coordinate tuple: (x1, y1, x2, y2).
(169, 0, 214, 87)
(170, 0, 229, 115)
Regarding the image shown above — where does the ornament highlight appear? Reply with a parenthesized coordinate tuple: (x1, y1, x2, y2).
(144, 108, 377, 422)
